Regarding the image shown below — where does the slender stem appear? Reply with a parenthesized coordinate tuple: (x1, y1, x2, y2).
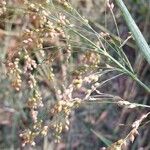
(103, 52, 150, 93)
(70, 28, 150, 93)
(133, 76, 150, 93)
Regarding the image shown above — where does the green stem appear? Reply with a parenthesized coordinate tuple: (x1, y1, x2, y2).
(70, 28, 150, 93)
(115, 0, 150, 63)
(104, 52, 150, 93)
(133, 75, 150, 93)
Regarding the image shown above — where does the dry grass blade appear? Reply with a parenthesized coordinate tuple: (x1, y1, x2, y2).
(106, 112, 150, 150)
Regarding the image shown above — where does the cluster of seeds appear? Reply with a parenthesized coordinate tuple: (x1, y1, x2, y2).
(82, 51, 100, 68)
(20, 122, 49, 146)
(27, 90, 43, 110)
(48, 72, 100, 141)
(2, 0, 102, 146)
(7, 58, 22, 91)
(50, 99, 81, 142)
(0, 1, 6, 16)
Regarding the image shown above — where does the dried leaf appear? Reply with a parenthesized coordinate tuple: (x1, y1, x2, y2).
(107, 139, 124, 150)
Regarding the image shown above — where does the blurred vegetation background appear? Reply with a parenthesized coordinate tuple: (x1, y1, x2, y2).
(0, 0, 150, 150)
